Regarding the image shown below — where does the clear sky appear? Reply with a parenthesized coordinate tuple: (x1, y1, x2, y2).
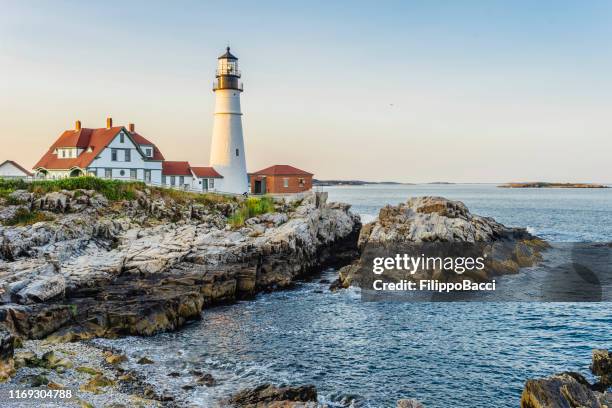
(1, 0, 611, 183)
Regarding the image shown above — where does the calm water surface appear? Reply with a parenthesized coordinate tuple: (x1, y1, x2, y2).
(97, 185, 612, 407)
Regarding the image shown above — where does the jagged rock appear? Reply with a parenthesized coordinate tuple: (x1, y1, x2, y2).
(195, 373, 215, 386)
(0, 325, 15, 382)
(15, 274, 65, 304)
(338, 196, 547, 288)
(0, 191, 359, 341)
(8, 190, 33, 204)
(397, 400, 425, 408)
(591, 349, 612, 387)
(520, 372, 610, 408)
(137, 356, 154, 364)
(228, 383, 318, 407)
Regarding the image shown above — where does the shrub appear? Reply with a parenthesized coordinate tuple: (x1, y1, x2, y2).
(228, 196, 275, 228)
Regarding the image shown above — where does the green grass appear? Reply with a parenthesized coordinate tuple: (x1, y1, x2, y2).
(2, 207, 54, 226)
(0, 177, 144, 201)
(228, 196, 275, 228)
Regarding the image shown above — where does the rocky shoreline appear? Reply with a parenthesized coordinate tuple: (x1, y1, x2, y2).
(0, 184, 609, 407)
(0, 184, 360, 405)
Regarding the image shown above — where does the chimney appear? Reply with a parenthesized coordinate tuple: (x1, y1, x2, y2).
(128, 123, 135, 133)
(106, 117, 113, 129)
(75, 120, 81, 131)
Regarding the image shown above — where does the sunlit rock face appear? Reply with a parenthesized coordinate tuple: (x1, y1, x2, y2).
(335, 196, 548, 290)
(0, 189, 360, 344)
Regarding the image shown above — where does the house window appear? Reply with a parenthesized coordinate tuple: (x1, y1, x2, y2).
(235, 148, 239, 157)
(145, 148, 152, 157)
(283, 178, 289, 188)
(125, 149, 131, 162)
(130, 169, 137, 179)
(61, 150, 66, 158)
(179, 176, 184, 186)
(209, 179, 214, 189)
(105, 168, 112, 179)
(120, 133, 124, 143)
(144, 170, 151, 182)
(111, 149, 118, 161)
(171, 176, 176, 186)
(162, 175, 166, 184)
(299, 178, 305, 186)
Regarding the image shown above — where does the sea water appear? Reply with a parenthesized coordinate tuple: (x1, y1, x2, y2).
(97, 184, 612, 407)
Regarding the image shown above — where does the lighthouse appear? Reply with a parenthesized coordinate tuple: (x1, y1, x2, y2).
(209, 47, 248, 194)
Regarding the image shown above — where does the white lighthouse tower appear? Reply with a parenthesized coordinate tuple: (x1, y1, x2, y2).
(209, 47, 248, 194)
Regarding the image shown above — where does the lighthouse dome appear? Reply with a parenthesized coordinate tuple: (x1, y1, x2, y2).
(218, 47, 238, 60)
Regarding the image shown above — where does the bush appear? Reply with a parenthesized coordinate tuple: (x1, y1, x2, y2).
(228, 196, 275, 228)
(27, 177, 144, 201)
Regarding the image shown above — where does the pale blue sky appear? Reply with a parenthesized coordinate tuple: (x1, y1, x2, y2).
(1, 0, 611, 182)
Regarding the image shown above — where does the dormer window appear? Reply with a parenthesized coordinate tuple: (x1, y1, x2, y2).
(120, 133, 125, 143)
(145, 148, 152, 157)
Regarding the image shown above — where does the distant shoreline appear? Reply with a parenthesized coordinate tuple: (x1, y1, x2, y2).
(313, 180, 610, 188)
(499, 182, 609, 189)
(313, 180, 409, 186)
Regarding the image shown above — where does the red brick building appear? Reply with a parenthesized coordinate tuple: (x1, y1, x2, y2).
(250, 165, 313, 194)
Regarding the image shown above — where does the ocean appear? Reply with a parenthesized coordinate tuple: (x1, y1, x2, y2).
(96, 184, 612, 407)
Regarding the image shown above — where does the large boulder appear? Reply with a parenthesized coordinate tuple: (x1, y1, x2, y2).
(228, 383, 318, 407)
(336, 196, 547, 289)
(520, 372, 610, 408)
(591, 349, 612, 388)
(15, 274, 65, 304)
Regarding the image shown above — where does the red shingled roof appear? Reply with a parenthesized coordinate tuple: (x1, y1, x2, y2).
(34, 127, 124, 170)
(162, 161, 192, 176)
(34, 126, 166, 170)
(251, 165, 313, 176)
(129, 132, 165, 161)
(191, 166, 223, 178)
(0, 160, 33, 176)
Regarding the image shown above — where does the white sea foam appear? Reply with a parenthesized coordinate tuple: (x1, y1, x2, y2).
(359, 213, 377, 224)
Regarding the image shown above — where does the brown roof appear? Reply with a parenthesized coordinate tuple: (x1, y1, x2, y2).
(0, 160, 33, 176)
(251, 165, 313, 176)
(191, 166, 223, 178)
(129, 132, 165, 161)
(162, 161, 192, 176)
(34, 127, 124, 170)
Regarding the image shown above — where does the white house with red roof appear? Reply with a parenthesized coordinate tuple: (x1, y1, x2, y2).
(34, 118, 164, 184)
(34, 117, 225, 193)
(0, 160, 33, 179)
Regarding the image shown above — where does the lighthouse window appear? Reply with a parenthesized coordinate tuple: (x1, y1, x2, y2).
(235, 148, 239, 157)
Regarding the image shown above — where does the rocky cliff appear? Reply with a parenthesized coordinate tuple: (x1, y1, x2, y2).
(0, 186, 360, 380)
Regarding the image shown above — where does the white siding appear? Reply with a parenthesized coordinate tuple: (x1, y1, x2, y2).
(0, 162, 30, 178)
(87, 130, 162, 183)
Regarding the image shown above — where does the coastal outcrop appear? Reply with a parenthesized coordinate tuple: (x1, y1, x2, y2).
(335, 196, 548, 289)
(0, 184, 360, 360)
(228, 383, 318, 407)
(520, 349, 612, 408)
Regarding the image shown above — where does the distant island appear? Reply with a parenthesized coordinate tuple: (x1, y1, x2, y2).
(313, 179, 407, 186)
(499, 182, 609, 189)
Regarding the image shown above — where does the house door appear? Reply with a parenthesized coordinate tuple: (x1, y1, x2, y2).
(202, 179, 208, 191)
(254, 179, 266, 194)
